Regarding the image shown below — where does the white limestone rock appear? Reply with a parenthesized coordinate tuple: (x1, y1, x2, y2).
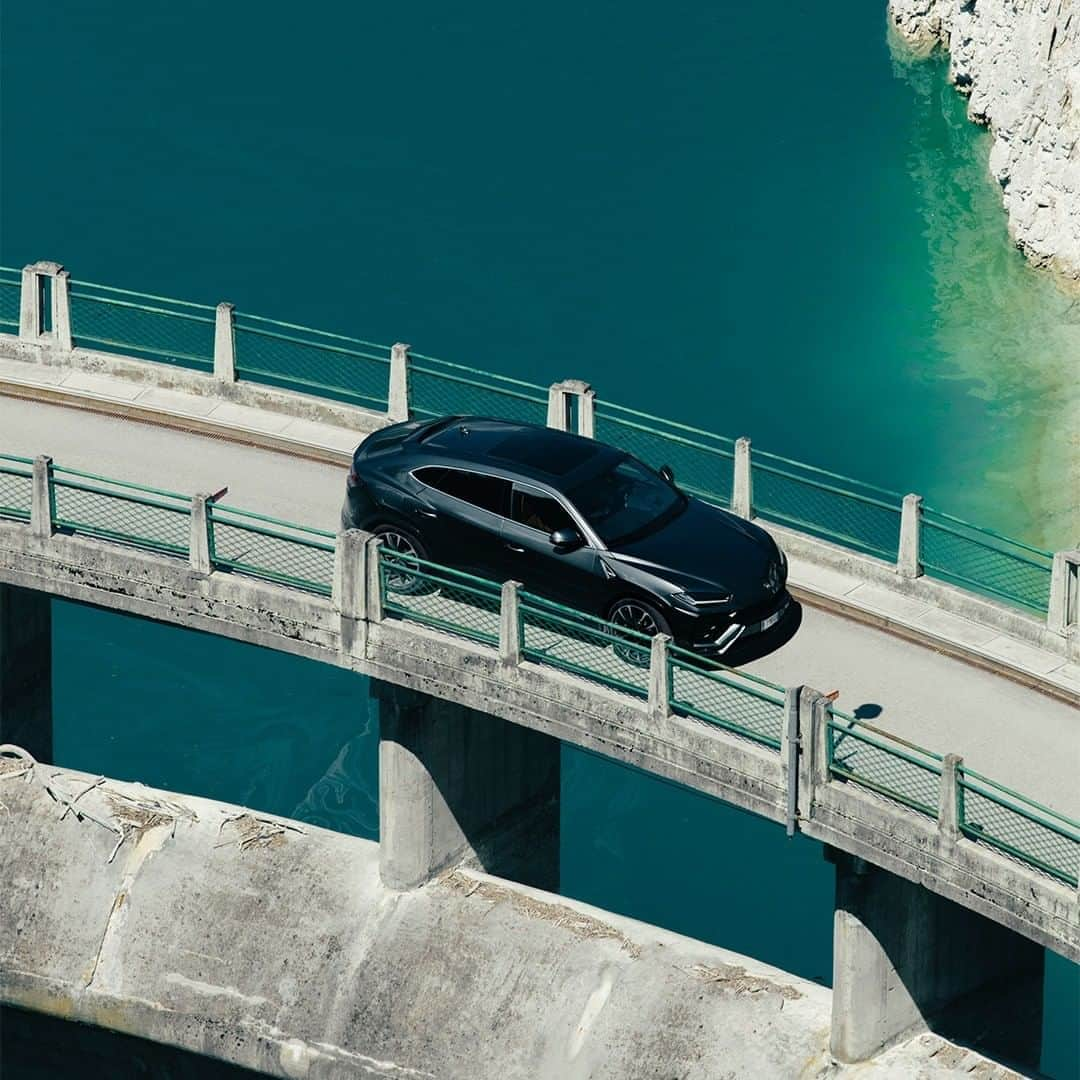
(888, 0, 1080, 285)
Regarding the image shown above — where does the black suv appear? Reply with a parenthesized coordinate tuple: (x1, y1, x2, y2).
(341, 416, 794, 658)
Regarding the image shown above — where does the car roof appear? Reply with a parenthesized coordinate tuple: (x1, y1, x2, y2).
(415, 416, 623, 489)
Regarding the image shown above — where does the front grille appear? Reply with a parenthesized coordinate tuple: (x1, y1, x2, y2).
(736, 590, 787, 625)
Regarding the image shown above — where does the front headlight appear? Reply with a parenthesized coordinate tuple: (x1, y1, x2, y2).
(671, 590, 734, 614)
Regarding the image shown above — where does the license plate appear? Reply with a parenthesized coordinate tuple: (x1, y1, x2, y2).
(759, 608, 783, 631)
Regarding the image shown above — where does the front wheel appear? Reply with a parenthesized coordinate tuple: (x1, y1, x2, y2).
(606, 598, 671, 667)
(373, 524, 431, 595)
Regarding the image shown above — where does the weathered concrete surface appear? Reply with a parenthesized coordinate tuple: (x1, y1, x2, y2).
(888, 0, 1080, 285)
(374, 681, 560, 891)
(830, 851, 1044, 1065)
(0, 761, 1031, 1079)
(0, 519, 1075, 961)
(0, 584, 52, 763)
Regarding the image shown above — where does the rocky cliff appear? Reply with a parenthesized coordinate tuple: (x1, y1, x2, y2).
(888, 0, 1080, 285)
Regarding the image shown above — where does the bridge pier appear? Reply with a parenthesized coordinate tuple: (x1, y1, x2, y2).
(830, 850, 1044, 1067)
(373, 680, 560, 892)
(0, 584, 52, 763)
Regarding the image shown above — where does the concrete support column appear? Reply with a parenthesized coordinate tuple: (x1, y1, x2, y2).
(213, 303, 236, 382)
(898, 494, 923, 579)
(375, 680, 560, 892)
(1047, 550, 1079, 636)
(388, 343, 411, 423)
(732, 437, 752, 519)
(19, 262, 71, 350)
(546, 379, 593, 436)
(31, 456, 54, 541)
(830, 851, 1044, 1066)
(648, 634, 670, 720)
(334, 529, 371, 659)
(499, 581, 523, 667)
(0, 584, 52, 764)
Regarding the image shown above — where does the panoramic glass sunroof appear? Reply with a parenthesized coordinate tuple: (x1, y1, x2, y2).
(489, 431, 599, 475)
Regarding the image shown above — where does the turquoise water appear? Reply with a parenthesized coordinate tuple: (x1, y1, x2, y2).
(2, 0, 1077, 1074)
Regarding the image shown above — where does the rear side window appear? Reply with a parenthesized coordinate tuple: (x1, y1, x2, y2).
(511, 488, 574, 534)
(415, 467, 509, 515)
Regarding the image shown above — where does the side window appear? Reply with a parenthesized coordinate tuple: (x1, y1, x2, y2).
(415, 467, 509, 515)
(511, 488, 573, 534)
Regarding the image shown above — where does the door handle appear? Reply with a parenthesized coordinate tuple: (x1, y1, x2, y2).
(505, 543, 525, 553)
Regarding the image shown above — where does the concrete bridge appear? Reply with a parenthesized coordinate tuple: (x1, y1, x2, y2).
(0, 261, 1077, 1073)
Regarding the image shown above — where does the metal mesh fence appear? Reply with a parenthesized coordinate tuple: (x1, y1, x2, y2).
(594, 405, 734, 507)
(752, 457, 902, 561)
(921, 510, 1052, 614)
(233, 315, 390, 410)
(409, 356, 548, 424)
(51, 469, 191, 557)
(379, 549, 501, 646)
(0, 268, 20, 332)
(0, 457, 33, 521)
(959, 773, 1079, 886)
(208, 505, 334, 595)
(519, 591, 651, 698)
(669, 651, 784, 748)
(827, 713, 941, 816)
(69, 282, 215, 370)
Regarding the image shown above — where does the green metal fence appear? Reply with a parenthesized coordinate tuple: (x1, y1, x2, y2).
(207, 503, 335, 595)
(826, 709, 943, 817)
(233, 312, 390, 411)
(409, 352, 549, 425)
(51, 466, 191, 556)
(379, 549, 502, 646)
(921, 508, 1053, 614)
(0, 454, 33, 522)
(0, 266, 20, 333)
(669, 646, 785, 748)
(958, 769, 1078, 886)
(69, 279, 216, 371)
(594, 403, 734, 507)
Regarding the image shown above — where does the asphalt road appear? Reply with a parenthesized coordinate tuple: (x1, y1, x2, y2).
(3, 397, 1077, 817)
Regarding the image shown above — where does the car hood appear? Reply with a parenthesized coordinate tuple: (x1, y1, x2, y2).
(609, 498, 779, 603)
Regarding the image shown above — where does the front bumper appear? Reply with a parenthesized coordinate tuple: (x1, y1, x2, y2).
(674, 590, 792, 657)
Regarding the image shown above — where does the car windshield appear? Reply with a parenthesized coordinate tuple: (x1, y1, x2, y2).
(568, 456, 684, 546)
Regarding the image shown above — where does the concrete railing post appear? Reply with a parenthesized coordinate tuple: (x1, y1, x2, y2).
(732, 437, 753, 519)
(30, 456, 54, 540)
(388, 343, 411, 423)
(1047, 550, 1080, 636)
(898, 493, 923, 579)
(499, 581, 523, 667)
(648, 634, 671, 720)
(20, 262, 72, 350)
(364, 535, 384, 622)
(781, 685, 801, 836)
(546, 379, 593, 436)
(213, 302, 236, 382)
(189, 494, 212, 575)
(334, 529, 371, 658)
(938, 753, 963, 846)
(793, 686, 829, 824)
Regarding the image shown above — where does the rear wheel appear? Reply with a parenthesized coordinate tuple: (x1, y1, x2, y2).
(606, 598, 671, 666)
(373, 524, 430, 595)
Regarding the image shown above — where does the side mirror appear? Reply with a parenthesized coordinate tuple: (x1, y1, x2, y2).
(550, 526, 585, 554)
(659, 464, 675, 484)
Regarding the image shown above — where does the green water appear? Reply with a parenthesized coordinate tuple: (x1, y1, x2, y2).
(2, 0, 1077, 1075)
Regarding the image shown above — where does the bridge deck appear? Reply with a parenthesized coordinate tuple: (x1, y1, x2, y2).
(5, 397, 1076, 818)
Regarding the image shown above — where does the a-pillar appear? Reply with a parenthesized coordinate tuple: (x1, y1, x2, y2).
(0, 584, 52, 763)
(830, 850, 1044, 1066)
(373, 679, 560, 892)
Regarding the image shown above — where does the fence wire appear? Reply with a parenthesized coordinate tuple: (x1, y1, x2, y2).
(960, 773, 1078, 886)
(827, 712, 942, 817)
(234, 315, 390, 411)
(409, 356, 549, 425)
(69, 283, 215, 370)
(921, 511, 1052, 614)
(0, 269, 20, 332)
(0, 458, 33, 521)
(208, 505, 334, 595)
(669, 651, 784, 747)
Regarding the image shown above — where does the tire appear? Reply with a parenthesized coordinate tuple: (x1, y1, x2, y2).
(372, 523, 432, 596)
(606, 597, 672, 667)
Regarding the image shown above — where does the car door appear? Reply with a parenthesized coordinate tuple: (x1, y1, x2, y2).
(500, 482, 602, 608)
(411, 466, 510, 579)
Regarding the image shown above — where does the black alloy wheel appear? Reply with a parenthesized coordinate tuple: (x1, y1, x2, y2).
(607, 598, 671, 667)
(373, 525, 430, 595)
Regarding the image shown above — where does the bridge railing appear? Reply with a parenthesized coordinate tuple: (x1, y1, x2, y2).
(0, 262, 1074, 631)
(1, 451, 1077, 888)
